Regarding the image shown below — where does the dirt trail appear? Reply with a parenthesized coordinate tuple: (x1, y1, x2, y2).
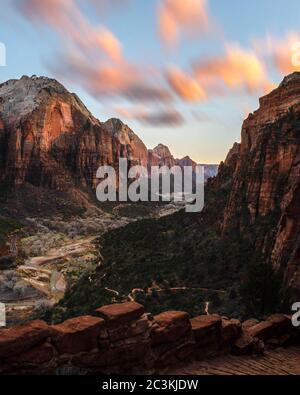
(26, 237, 96, 267)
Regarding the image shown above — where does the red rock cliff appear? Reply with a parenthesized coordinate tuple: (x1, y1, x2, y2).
(0, 75, 148, 191)
(221, 72, 300, 298)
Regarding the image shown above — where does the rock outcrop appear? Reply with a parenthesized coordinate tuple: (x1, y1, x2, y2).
(148, 144, 176, 168)
(148, 145, 218, 181)
(0, 76, 148, 191)
(220, 72, 300, 298)
(0, 75, 217, 199)
(0, 302, 298, 375)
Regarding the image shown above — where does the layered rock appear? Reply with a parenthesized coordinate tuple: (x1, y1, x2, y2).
(148, 145, 218, 181)
(0, 75, 218, 202)
(0, 302, 298, 375)
(0, 76, 148, 191)
(148, 144, 176, 168)
(220, 72, 300, 298)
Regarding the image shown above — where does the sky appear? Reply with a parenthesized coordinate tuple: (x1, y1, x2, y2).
(0, 0, 300, 163)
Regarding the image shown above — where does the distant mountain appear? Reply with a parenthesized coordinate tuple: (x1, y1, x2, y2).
(0, 76, 148, 193)
(148, 146, 218, 181)
(55, 72, 300, 321)
(148, 144, 176, 168)
(0, 75, 217, 198)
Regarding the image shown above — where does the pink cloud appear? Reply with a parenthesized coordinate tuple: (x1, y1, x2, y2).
(115, 106, 184, 126)
(253, 32, 300, 75)
(166, 66, 206, 102)
(17, 0, 174, 106)
(158, 0, 212, 47)
(194, 44, 273, 95)
(17, 0, 124, 62)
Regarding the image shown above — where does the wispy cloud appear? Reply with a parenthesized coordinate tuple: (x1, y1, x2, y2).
(115, 106, 184, 126)
(253, 32, 300, 75)
(166, 66, 206, 102)
(158, 0, 213, 47)
(194, 44, 273, 95)
(14, 0, 286, 131)
(17, 0, 124, 62)
(17, 0, 174, 107)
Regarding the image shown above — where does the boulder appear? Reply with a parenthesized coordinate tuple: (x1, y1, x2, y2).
(191, 314, 222, 343)
(232, 333, 264, 356)
(108, 315, 151, 343)
(190, 314, 222, 358)
(242, 319, 259, 331)
(0, 320, 51, 358)
(267, 314, 291, 334)
(151, 311, 191, 346)
(95, 302, 145, 328)
(73, 341, 151, 371)
(221, 318, 242, 344)
(245, 315, 291, 342)
(51, 315, 105, 354)
(6, 341, 54, 365)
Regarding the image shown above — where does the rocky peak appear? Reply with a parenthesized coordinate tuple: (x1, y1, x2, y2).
(244, 72, 300, 132)
(148, 144, 176, 168)
(176, 156, 197, 168)
(103, 118, 148, 166)
(0, 75, 148, 189)
(224, 142, 240, 169)
(152, 144, 173, 158)
(104, 117, 143, 144)
(0, 75, 94, 127)
(279, 71, 300, 87)
(103, 118, 126, 134)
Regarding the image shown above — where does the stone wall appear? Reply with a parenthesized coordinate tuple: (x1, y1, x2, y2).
(0, 302, 299, 375)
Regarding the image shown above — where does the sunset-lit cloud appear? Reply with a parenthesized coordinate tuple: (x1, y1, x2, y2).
(115, 106, 183, 126)
(5, 0, 300, 163)
(158, 0, 212, 47)
(94, 27, 123, 62)
(17, 0, 124, 62)
(166, 66, 206, 102)
(194, 44, 273, 94)
(253, 32, 300, 75)
(14, 0, 282, 131)
(17, 0, 174, 107)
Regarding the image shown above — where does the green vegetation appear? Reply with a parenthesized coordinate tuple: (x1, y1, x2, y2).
(49, 174, 286, 324)
(240, 257, 283, 316)
(0, 216, 22, 248)
(49, 176, 248, 322)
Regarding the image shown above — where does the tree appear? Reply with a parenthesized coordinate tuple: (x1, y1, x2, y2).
(240, 257, 283, 317)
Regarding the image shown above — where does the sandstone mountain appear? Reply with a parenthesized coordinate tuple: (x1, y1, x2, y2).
(148, 145, 218, 181)
(0, 75, 215, 199)
(221, 72, 300, 300)
(148, 144, 176, 168)
(55, 73, 300, 321)
(0, 76, 148, 193)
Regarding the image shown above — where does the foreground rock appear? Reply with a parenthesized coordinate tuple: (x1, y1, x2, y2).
(0, 302, 298, 375)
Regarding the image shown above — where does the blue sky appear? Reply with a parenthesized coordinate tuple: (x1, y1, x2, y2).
(1, 0, 300, 163)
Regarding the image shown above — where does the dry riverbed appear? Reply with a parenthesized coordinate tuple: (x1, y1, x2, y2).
(0, 213, 131, 326)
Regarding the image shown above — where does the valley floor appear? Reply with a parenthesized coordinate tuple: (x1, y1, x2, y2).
(168, 347, 300, 375)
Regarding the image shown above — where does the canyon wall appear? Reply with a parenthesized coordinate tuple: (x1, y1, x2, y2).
(0, 301, 298, 375)
(221, 72, 300, 298)
(0, 76, 148, 191)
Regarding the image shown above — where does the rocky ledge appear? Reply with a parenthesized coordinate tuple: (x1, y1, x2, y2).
(0, 302, 299, 375)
